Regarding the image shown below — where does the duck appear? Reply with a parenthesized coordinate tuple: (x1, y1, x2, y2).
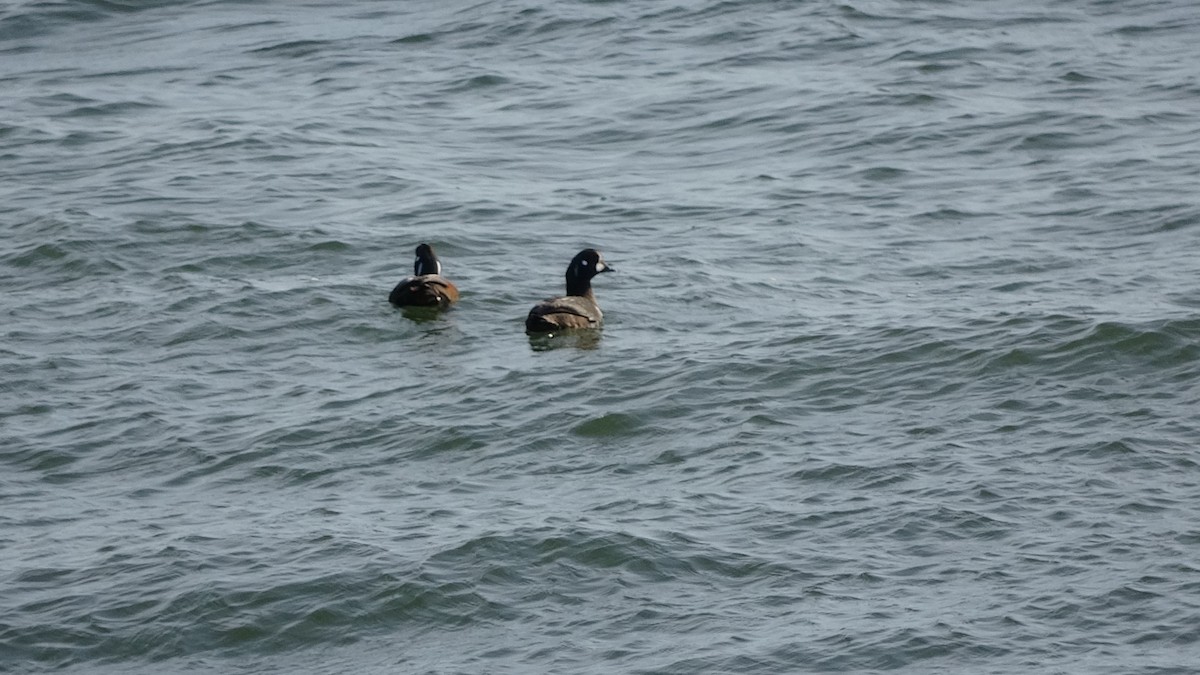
(525, 248, 614, 333)
(388, 243, 460, 309)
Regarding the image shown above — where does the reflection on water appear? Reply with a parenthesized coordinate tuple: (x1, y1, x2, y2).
(399, 306, 449, 323)
(527, 329, 603, 351)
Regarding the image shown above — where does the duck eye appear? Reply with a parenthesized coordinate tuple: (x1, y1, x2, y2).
(581, 260, 589, 266)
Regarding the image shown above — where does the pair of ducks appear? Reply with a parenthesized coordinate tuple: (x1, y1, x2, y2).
(388, 244, 614, 332)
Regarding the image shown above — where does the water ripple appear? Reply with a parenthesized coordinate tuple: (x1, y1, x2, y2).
(3, 0, 1200, 673)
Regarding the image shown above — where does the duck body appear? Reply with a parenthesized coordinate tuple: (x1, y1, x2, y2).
(525, 293, 604, 331)
(389, 243, 459, 309)
(525, 248, 613, 333)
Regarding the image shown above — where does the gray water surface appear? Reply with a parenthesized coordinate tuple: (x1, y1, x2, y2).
(3, 1, 1199, 673)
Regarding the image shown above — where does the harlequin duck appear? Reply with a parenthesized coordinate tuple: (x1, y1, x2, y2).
(388, 243, 459, 309)
(525, 248, 613, 332)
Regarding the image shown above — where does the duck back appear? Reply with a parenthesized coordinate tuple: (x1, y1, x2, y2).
(525, 295, 602, 331)
(389, 275, 459, 309)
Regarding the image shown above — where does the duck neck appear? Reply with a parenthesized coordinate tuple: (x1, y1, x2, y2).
(565, 273, 594, 298)
(415, 258, 440, 276)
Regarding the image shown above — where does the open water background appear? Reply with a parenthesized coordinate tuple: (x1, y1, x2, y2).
(3, 0, 1200, 673)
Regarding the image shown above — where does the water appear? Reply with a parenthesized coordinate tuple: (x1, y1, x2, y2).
(3, 0, 1200, 673)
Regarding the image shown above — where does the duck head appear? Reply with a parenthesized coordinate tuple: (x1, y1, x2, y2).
(565, 248, 613, 296)
(413, 243, 442, 276)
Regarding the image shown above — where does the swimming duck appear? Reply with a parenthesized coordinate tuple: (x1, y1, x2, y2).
(388, 243, 460, 309)
(525, 248, 613, 332)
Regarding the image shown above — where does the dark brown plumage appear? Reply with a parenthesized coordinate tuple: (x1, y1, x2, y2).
(525, 248, 613, 333)
(388, 243, 459, 309)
